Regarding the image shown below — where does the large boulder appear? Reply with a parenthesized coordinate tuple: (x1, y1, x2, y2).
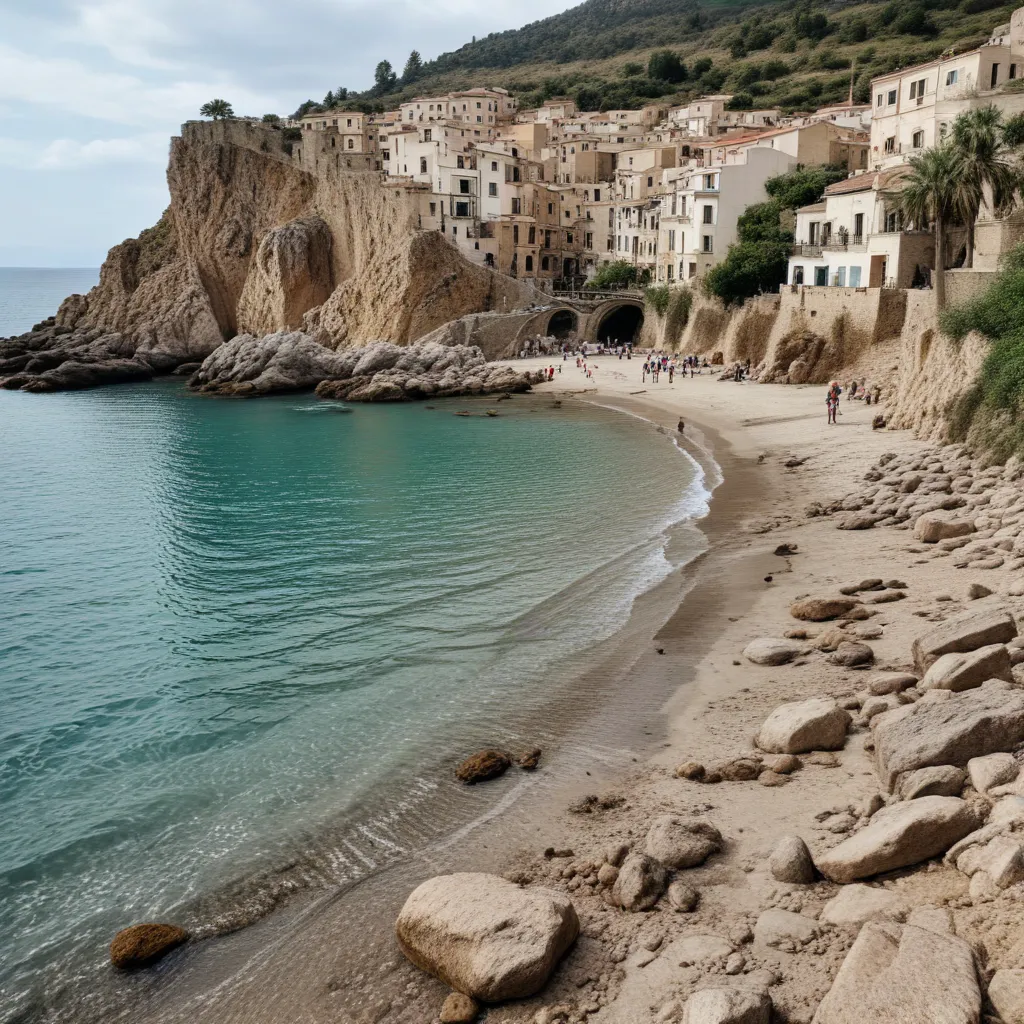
(455, 750, 510, 784)
(395, 873, 578, 1002)
(612, 852, 669, 911)
(914, 512, 976, 543)
(967, 752, 1019, 794)
(815, 797, 982, 883)
(790, 596, 858, 622)
(811, 922, 981, 1024)
(645, 815, 723, 869)
(756, 699, 851, 754)
(898, 765, 966, 799)
(988, 969, 1024, 1024)
(682, 987, 771, 1024)
(109, 923, 189, 969)
(919, 644, 1013, 692)
(911, 607, 1017, 673)
(873, 687, 1024, 792)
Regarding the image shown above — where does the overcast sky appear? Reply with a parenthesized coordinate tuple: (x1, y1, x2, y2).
(0, 0, 577, 266)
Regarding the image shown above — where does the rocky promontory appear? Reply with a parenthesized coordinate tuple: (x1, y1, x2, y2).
(189, 334, 543, 400)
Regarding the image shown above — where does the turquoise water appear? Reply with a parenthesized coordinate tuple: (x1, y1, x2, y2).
(0, 268, 99, 337)
(0, 382, 706, 1021)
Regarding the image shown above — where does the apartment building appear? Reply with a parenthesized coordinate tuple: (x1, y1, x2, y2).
(707, 120, 869, 172)
(400, 88, 516, 127)
(786, 168, 942, 289)
(656, 147, 796, 283)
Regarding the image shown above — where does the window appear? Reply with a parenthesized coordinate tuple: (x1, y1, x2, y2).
(1012, 64, 1018, 80)
(837, 267, 847, 287)
(992, 64, 1000, 89)
(668, 229, 676, 251)
(792, 265, 804, 285)
(585, 232, 592, 248)
(455, 202, 469, 218)
(529, 226, 536, 244)
(488, 182, 497, 197)
(853, 213, 864, 241)
(419, 157, 427, 173)
(457, 155, 464, 168)
(887, 89, 897, 104)
(429, 202, 436, 216)
(884, 136, 895, 154)
(476, 116, 482, 123)
(347, 118, 353, 127)
(548, 203, 554, 214)
(567, 232, 573, 244)
(815, 266, 828, 286)
(876, 93, 884, 107)
(459, 179, 470, 194)
(545, 230, 552, 247)
(912, 130, 924, 149)
(541, 256, 549, 270)
(594, 189, 601, 201)
(909, 81, 918, 99)
(424, 129, 432, 142)
(667, 264, 674, 281)
(849, 266, 862, 287)
(702, 235, 712, 253)
(511, 198, 521, 214)
(525, 254, 534, 273)
(513, 225, 519, 244)
(647, 176, 653, 187)
(703, 205, 713, 224)
(945, 69, 959, 86)
(347, 139, 354, 149)
(704, 174, 715, 190)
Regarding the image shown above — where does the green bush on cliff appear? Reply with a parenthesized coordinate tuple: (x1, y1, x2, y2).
(943, 244, 1024, 458)
(587, 260, 642, 289)
(702, 201, 792, 306)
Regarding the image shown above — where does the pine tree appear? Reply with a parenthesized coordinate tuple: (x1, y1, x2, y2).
(403, 51, 423, 83)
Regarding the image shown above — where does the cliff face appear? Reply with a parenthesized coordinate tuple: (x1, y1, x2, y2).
(1, 120, 540, 392)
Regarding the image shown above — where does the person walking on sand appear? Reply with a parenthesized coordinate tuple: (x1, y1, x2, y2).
(668, 362, 674, 383)
(826, 384, 838, 425)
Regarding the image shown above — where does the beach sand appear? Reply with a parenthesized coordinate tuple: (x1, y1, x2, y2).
(134, 355, 1024, 1024)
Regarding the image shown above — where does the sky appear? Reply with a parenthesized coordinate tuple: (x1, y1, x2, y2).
(0, 0, 577, 267)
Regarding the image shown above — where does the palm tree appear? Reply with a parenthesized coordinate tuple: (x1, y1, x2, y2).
(950, 106, 1020, 267)
(889, 145, 963, 309)
(199, 99, 234, 120)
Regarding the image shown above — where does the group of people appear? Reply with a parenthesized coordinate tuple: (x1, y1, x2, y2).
(641, 352, 710, 385)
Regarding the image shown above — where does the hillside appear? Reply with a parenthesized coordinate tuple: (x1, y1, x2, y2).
(296, 0, 1022, 118)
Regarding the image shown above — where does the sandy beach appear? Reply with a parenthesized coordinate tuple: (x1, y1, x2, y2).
(123, 355, 1024, 1024)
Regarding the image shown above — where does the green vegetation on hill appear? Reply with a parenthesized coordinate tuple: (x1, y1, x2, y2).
(293, 0, 1022, 118)
(944, 246, 1024, 459)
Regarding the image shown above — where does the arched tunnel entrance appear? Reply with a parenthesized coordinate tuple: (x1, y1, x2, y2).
(597, 303, 644, 346)
(547, 309, 578, 339)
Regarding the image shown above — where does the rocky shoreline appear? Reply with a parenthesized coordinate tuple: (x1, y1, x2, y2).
(366, 436, 1024, 1024)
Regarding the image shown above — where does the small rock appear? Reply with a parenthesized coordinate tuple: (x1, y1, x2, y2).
(516, 748, 542, 771)
(456, 750, 511, 784)
(724, 953, 746, 976)
(898, 765, 966, 799)
(667, 880, 699, 912)
(828, 642, 875, 667)
(790, 596, 858, 622)
(758, 770, 787, 787)
(645, 816, 722, 869)
(440, 992, 480, 1023)
(967, 583, 993, 600)
(919, 644, 1012, 692)
(597, 864, 619, 887)
(743, 638, 802, 666)
(109, 923, 189, 970)
(967, 752, 1019, 794)
(768, 836, 815, 883)
(612, 853, 668, 911)
(868, 672, 918, 696)
(756, 698, 851, 754)
(754, 909, 819, 948)
(676, 761, 706, 781)
(988, 968, 1024, 1024)
(768, 754, 802, 775)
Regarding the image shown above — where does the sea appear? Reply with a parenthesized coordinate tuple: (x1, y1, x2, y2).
(0, 271, 712, 1021)
(0, 267, 100, 338)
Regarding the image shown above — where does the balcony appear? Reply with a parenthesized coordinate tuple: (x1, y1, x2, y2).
(791, 244, 823, 258)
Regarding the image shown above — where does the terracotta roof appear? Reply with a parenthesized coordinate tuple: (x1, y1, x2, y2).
(798, 202, 827, 213)
(823, 166, 909, 196)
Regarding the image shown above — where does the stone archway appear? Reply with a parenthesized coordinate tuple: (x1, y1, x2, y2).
(547, 309, 578, 339)
(595, 302, 644, 345)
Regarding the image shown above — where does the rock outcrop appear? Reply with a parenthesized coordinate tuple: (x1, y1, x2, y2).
(109, 922, 189, 969)
(1, 120, 542, 393)
(188, 335, 542, 400)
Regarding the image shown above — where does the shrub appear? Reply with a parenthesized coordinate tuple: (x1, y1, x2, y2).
(587, 260, 641, 289)
(646, 285, 671, 315)
(665, 287, 694, 339)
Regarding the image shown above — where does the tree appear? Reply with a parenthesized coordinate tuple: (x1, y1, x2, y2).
(950, 106, 1020, 267)
(691, 57, 713, 78)
(403, 50, 423, 82)
(703, 201, 792, 305)
(647, 50, 687, 83)
(889, 145, 963, 309)
(199, 99, 234, 120)
(374, 60, 397, 94)
(575, 85, 604, 112)
(323, 90, 335, 108)
(765, 165, 848, 209)
(1004, 112, 1024, 149)
(261, 113, 281, 124)
(621, 61, 645, 78)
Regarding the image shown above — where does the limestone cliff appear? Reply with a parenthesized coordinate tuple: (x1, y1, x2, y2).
(1, 119, 541, 392)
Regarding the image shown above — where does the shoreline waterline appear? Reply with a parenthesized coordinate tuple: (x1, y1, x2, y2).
(0, 383, 718, 1024)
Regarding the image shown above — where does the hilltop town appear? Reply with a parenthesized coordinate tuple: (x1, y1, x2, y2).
(282, 3, 1024, 317)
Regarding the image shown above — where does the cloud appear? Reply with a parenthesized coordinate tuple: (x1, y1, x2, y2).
(0, 133, 169, 169)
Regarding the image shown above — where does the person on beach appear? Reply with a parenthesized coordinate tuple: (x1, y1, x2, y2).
(668, 363, 674, 383)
